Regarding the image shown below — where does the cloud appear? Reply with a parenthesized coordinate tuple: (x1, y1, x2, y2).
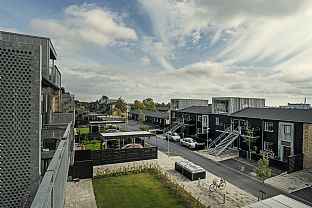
(141, 36, 173, 71)
(140, 57, 150, 66)
(29, 3, 137, 54)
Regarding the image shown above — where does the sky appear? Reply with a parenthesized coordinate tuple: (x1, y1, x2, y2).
(1, 0, 312, 106)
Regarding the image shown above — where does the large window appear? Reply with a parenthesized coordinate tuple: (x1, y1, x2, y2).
(264, 122, 274, 132)
(284, 125, 291, 134)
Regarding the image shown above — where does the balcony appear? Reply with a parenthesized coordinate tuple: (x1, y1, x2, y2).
(31, 113, 74, 208)
(42, 65, 61, 89)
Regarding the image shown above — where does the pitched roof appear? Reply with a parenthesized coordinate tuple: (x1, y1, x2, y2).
(231, 107, 312, 123)
(178, 105, 212, 114)
(129, 109, 169, 119)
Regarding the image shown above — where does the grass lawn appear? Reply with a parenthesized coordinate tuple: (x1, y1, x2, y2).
(83, 140, 101, 150)
(77, 127, 89, 134)
(92, 173, 186, 208)
(144, 143, 151, 148)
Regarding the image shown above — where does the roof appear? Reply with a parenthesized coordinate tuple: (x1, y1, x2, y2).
(243, 194, 312, 208)
(100, 131, 154, 140)
(178, 105, 212, 114)
(212, 96, 265, 100)
(130, 109, 169, 119)
(89, 120, 126, 125)
(231, 107, 312, 123)
(156, 107, 170, 111)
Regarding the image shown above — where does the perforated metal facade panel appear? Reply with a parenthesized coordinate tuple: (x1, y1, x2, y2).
(0, 40, 41, 207)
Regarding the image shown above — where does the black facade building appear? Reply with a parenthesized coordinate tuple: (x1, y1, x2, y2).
(129, 109, 169, 127)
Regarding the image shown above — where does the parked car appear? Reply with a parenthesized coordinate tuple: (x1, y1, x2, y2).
(105, 129, 119, 133)
(180, 138, 205, 149)
(122, 143, 143, 149)
(166, 131, 181, 141)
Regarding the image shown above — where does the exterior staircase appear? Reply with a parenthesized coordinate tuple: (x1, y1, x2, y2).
(208, 126, 241, 156)
(165, 118, 183, 133)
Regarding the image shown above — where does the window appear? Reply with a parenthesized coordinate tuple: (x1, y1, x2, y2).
(284, 125, 291, 134)
(198, 115, 202, 122)
(183, 114, 190, 121)
(264, 122, 273, 132)
(264, 141, 273, 151)
(215, 117, 220, 125)
(172, 112, 176, 119)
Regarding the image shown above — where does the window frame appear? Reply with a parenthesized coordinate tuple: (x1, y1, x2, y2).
(284, 125, 291, 134)
(215, 117, 220, 126)
(264, 141, 273, 151)
(264, 122, 274, 132)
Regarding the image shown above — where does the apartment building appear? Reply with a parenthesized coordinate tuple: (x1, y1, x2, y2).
(170, 98, 209, 111)
(212, 97, 265, 115)
(0, 31, 74, 207)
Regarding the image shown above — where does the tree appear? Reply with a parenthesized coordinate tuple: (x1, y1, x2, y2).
(138, 110, 145, 125)
(114, 97, 127, 117)
(134, 100, 146, 110)
(242, 121, 257, 159)
(255, 155, 272, 199)
(143, 98, 156, 111)
(101, 95, 109, 100)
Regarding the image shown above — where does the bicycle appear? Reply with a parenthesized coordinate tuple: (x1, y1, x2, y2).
(209, 178, 226, 192)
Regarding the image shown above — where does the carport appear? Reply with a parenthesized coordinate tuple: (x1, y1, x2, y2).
(89, 120, 126, 133)
(99, 131, 154, 149)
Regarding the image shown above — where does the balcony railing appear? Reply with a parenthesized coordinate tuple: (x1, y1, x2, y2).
(43, 65, 61, 88)
(31, 122, 73, 208)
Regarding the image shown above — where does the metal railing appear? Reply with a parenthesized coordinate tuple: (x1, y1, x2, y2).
(31, 122, 73, 208)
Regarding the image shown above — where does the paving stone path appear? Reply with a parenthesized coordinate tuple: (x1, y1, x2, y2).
(64, 179, 97, 208)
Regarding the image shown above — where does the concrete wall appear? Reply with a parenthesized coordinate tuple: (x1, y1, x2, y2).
(0, 40, 41, 207)
(303, 124, 312, 169)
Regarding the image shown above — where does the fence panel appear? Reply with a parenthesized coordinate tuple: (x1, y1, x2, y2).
(288, 154, 303, 173)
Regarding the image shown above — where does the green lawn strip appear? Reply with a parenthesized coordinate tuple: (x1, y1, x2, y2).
(77, 127, 89, 134)
(92, 173, 186, 208)
(144, 143, 151, 148)
(83, 140, 101, 150)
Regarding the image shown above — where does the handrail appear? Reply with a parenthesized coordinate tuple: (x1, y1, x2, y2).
(209, 126, 232, 148)
(31, 122, 73, 208)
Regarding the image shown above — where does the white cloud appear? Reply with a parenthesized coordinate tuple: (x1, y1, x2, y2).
(30, 3, 137, 54)
(140, 56, 150, 66)
(141, 36, 173, 71)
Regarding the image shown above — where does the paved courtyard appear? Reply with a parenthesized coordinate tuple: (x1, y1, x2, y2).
(265, 169, 312, 193)
(64, 179, 97, 208)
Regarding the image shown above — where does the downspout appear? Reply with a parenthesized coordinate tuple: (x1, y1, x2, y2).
(261, 119, 264, 151)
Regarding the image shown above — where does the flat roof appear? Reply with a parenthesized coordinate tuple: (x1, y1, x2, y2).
(100, 131, 154, 140)
(89, 120, 125, 125)
(244, 194, 312, 208)
(231, 107, 312, 123)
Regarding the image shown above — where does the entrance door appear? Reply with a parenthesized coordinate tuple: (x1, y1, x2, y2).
(282, 146, 291, 162)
